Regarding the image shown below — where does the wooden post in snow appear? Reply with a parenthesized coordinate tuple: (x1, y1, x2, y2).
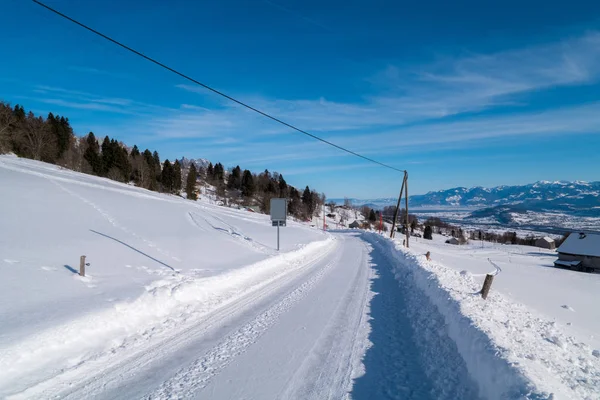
(80, 255, 86, 277)
(481, 274, 494, 299)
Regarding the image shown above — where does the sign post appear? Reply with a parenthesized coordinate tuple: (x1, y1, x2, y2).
(270, 198, 287, 251)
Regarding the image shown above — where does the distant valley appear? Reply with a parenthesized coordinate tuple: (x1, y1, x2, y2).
(332, 181, 600, 234)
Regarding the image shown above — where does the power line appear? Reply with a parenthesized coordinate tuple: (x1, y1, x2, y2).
(32, 0, 405, 173)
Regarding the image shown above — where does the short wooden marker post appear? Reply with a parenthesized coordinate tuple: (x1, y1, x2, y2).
(80, 255, 86, 277)
(481, 274, 494, 300)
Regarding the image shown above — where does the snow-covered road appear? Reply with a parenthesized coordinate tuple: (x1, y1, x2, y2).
(5, 232, 484, 400)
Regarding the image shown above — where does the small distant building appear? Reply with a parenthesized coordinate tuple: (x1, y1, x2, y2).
(555, 232, 600, 272)
(535, 236, 556, 250)
(445, 237, 459, 245)
(349, 220, 360, 229)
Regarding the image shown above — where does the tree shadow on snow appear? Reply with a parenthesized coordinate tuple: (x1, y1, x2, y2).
(89, 229, 176, 272)
(351, 247, 435, 400)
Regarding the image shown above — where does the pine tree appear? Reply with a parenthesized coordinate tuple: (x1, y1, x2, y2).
(83, 132, 102, 175)
(131, 145, 140, 157)
(424, 225, 433, 240)
(161, 159, 174, 192)
(241, 169, 255, 199)
(369, 209, 377, 222)
(266, 179, 277, 194)
(302, 186, 314, 217)
(47, 113, 73, 161)
(173, 159, 182, 193)
(186, 164, 198, 200)
(101, 136, 113, 176)
(278, 174, 288, 197)
(152, 151, 161, 182)
(141, 149, 158, 191)
(227, 165, 241, 190)
(213, 162, 224, 183)
(113, 145, 131, 182)
(207, 162, 214, 181)
(13, 105, 25, 121)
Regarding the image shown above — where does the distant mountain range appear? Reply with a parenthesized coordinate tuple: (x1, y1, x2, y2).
(331, 181, 600, 214)
(180, 157, 211, 170)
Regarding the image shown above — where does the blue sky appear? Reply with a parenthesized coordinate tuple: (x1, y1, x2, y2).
(2, 0, 600, 198)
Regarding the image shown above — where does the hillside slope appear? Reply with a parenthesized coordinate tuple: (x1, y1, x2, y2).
(0, 155, 327, 350)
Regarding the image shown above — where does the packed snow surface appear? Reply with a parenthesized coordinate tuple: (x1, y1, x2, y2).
(1, 155, 599, 399)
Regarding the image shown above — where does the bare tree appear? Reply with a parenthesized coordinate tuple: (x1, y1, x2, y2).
(131, 154, 152, 188)
(17, 112, 57, 161)
(0, 102, 15, 153)
(56, 134, 81, 170)
(343, 197, 352, 209)
(327, 201, 336, 214)
(360, 205, 371, 220)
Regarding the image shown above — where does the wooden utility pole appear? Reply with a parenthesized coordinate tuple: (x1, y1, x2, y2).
(405, 171, 409, 248)
(390, 173, 406, 239)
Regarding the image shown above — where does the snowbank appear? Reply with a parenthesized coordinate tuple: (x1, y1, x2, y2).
(363, 233, 599, 399)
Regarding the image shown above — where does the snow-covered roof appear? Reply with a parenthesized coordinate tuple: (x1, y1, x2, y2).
(557, 233, 600, 258)
(539, 237, 554, 243)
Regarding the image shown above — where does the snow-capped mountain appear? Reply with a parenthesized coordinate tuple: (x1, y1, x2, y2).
(409, 181, 599, 208)
(332, 181, 600, 211)
(180, 157, 211, 170)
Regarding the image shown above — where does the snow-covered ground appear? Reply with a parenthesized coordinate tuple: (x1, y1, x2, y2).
(0, 156, 329, 395)
(404, 233, 600, 398)
(1, 155, 599, 399)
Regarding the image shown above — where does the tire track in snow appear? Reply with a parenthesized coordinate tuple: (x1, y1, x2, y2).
(278, 238, 374, 400)
(147, 248, 344, 399)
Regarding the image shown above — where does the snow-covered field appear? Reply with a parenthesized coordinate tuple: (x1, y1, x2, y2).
(1, 155, 599, 399)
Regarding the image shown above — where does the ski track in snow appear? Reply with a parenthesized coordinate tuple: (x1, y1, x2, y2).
(51, 179, 181, 268)
(187, 211, 274, 255)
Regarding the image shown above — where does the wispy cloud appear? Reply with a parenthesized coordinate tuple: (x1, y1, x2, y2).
(67, 66, 133, 80)
(36, 98, 134, 114)
(31, 85, 176, 118)
(336, 102, 600, 153)
(170, 31, 600, 140)
(368, 31, 600, 118)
